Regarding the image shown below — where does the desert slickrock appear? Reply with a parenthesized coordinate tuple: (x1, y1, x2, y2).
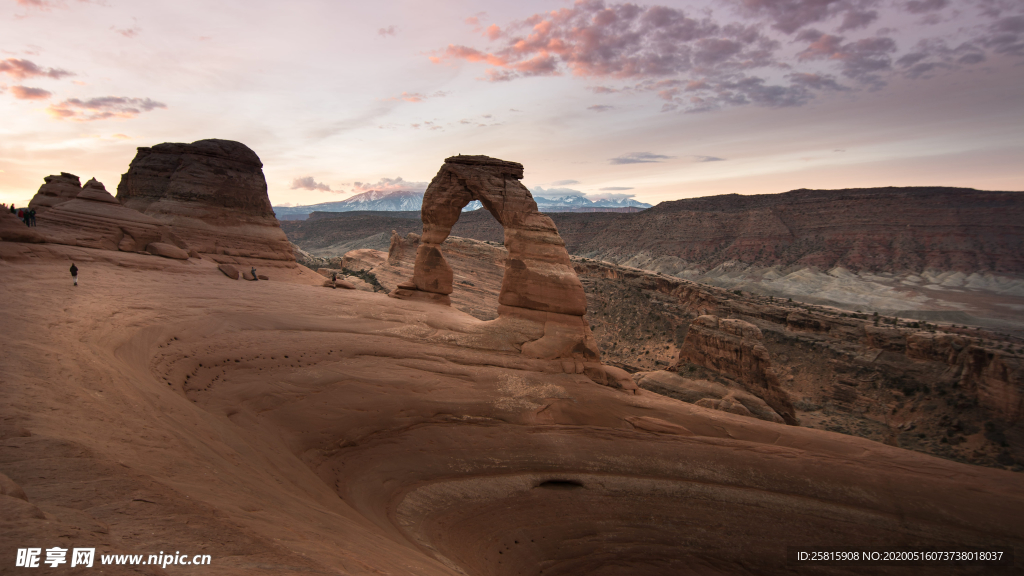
(2, 150, 1022, 575)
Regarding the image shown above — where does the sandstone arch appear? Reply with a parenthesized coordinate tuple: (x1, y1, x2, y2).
(391, 155, 604, 364)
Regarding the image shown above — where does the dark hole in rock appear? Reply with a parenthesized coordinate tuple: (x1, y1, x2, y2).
(537, 479, 584, 489)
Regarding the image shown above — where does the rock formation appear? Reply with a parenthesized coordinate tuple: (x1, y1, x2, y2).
(35, 178, 185, 253)
(674, 315, 798, 425)
(391, 155, 599, 362)
(0, 210, 46, 243)
(116, 139, 294, 262)
(634, 370, 785, 423)
(27, 172, 81, 211)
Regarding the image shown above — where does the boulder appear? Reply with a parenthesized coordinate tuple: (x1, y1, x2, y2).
(674, 315, 797, 425)
(116, 139, 294, 262)
(257, 274, 269, 281)
(146, 242, 189, 260)
(27, 172, 81, 211)
(218, 264, 239, 280)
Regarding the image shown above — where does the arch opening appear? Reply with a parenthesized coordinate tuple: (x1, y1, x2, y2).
(388, 155, 604, 364)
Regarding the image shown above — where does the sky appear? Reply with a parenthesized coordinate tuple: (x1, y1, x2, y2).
(1, 0, 1022, 208)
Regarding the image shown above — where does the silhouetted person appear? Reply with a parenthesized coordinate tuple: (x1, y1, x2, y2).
(70, 263, 78, 287)
(28, 209, 36, 226)
(251, 266, 258, 281)
(331, 272, 337, 289)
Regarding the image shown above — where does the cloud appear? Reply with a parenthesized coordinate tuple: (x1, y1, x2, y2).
(112, 24, 140, 38)
(111, 133, 130, 139)
(551, 179, 580, 186)
(610, 152, 673, 165)
(433, 0, 1022, 112)
(433, 3, 777, 82)
(731, 0, 882, 35)
(351, 177, 428, 194)
(0, 58, 73, 80)
(10, 85, 51, 99)
(903, 0, 949, 14)
(46, 96, 166, 121)
(384, 90, 449, 103)
(290, 176, 331, 192)
(796, 31, 896, 84)
(693, 155, 725, 162)
(588, 192, 637, 201)
(587, 104, 614, 112)
(15, 0, 101, 11)
(530, 186, 585, 198)
(787, 72, 848, 90)
(378, 25, 397, 37)
(599, 186, 634, 190)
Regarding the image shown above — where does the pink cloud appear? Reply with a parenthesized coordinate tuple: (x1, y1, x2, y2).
(291, 176, 331, 191)
(350, 176, 428, 194)
(10, 85, 51, 99)
(46, 96, 166, 121)
(433, 0, 1021, 111)
(0, 58, 74, 80)
(113, 25, 140, 38)
(383, 90, 449, 103)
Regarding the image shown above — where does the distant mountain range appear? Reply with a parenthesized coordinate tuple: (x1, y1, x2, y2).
(273, 190, 652, 219)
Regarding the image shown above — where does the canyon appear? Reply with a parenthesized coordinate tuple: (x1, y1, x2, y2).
(284, 187, 1024, 333)
(2, 145, 1022, 575)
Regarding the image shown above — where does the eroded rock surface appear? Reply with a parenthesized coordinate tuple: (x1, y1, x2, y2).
(675, 315, 798, 425)
(116, 139, 294, 262)
(35, 178, 185, 253)
(635, 370, 785, 423)
(27, 172, 81, 211)
(2, 254, 1021, 576)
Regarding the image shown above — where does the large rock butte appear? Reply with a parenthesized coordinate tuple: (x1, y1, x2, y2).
(392, 155, 601, 364)
(116, 139, 294, 261)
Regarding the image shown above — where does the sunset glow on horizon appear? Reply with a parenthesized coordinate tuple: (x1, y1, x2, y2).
(2, 0, 1022, 208)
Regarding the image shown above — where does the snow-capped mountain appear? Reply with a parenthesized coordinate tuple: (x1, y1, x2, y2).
(274, 190, 652, 220)
(533, 195, 652, 210)
(274, 190, 424, 219)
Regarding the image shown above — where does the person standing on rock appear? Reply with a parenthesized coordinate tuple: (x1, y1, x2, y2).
(70, 263, 78, 287)
(251, 266, 258, 281)
(28, 209, 36, 227)
(331, 272, 337, 288)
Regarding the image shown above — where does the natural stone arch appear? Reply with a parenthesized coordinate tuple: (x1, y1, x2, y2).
(390, 155, 604, 364)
